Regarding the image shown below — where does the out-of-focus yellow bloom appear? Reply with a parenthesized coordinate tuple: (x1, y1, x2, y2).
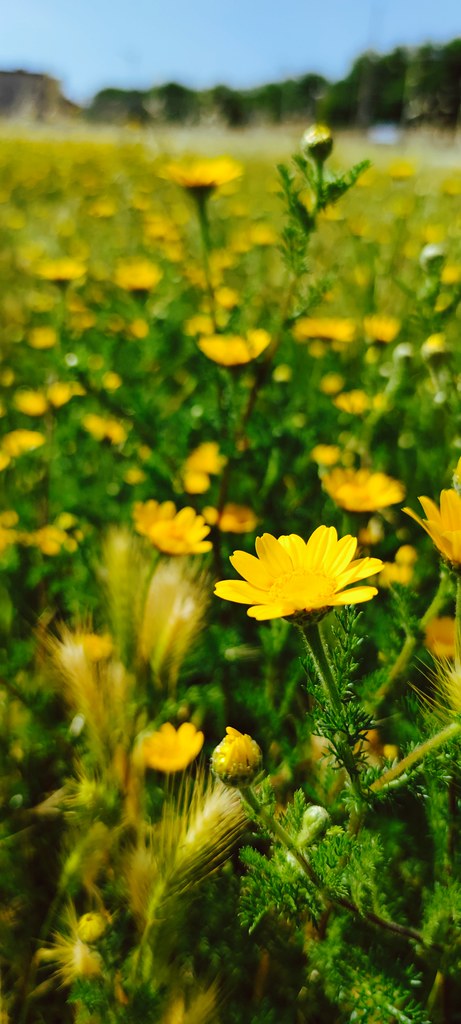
(437, 258, 454, 290)
(183, 442, 226, 494)
(142, 722, 204, 772)
(378, 545, 417, 588)
(198, 329, 271, 366)
(14, 390, 48, 416)
(185, 442, 226, 476)
(1, 368, 15, 386)
(133, 499, 212, 555)
(425, 617, 456, 659)
(441, 176, 461, 196)
(162, 156, 242, 192)
(310, 444, 341, 467)
(421, 333, 447, 358)
(27, 326, 58, 349)
(363, 315, 401, 344)
(2, 429, 45, 456)
(215, 286, 239, 310)
(324, 467, 405, 512)
(124, 466, 147, 485)
(308, 340, 327, 358)
(215, 525, 382, 621)
(88, 197, 117, 218)
(422, 223, 445, 245)
(36, 258, 86, 283)
(211, 726, 262, 786)
(25, 525, 77, 556)
(82, 414, 127, 445)
(293, 317, 356, 344)
(333, 390, 370, 415)
(249, 223, 278, 246)
(47, 382, 85, 407)
(358, 516, 385, 547)
(203, 503, 258, 533)
(102, 371, 122, 391)
(388, 159, 416, 180)
(75, 633, 113, 661)
(0, 451, 11, 470)
(129, 318, 149, 339)
(184, 313, 214, 337)
(114, 259, 162, 292)
(272, 363, 292, 383)
(320, 372, 345, 395)
(403, 490, 461, 568)
(0, 511, 18, 528)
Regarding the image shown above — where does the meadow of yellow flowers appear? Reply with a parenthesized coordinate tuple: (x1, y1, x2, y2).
(1, 128, 461, 1023)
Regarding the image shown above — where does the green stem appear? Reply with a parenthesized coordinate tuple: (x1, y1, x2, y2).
(299, 622, 363, 797)
(456, 575, 461, 630)
(375, 571, 452, 704)
(371, 721, 461, 794)
(195, 193, 216, 330)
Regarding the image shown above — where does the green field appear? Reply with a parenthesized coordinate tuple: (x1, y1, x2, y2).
(1, 126, 461, 1023)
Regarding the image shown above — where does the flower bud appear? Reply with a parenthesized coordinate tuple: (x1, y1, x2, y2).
(76, 912, 108, 944)
(419, 243, 445, 272)
(298, 805, 330, 847)
(211, 726, 262, 787)
(300, 124, 333, 164)
(421, 333, 447, 361)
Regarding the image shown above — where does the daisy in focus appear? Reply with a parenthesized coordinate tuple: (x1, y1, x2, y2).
(215, 525, 383, 621)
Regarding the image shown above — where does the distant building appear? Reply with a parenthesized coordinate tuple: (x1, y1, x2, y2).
(0, 70, 79, 119)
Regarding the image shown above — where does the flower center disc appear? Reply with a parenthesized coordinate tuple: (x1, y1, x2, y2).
(269, 570, 336, 610)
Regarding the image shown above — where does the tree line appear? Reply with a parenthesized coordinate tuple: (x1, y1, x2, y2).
(87, 39, 461, 129)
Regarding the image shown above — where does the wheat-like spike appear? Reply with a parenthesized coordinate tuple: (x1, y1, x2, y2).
(139, 557, 210, 693)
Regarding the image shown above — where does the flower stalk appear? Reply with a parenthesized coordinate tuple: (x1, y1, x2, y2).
(371, 721, 461, 794)
(299, 621, 364, 799)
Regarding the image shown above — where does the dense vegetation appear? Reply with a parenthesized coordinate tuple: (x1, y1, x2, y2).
(1, 129, 461, 1022)
(86, 39, 461, 128)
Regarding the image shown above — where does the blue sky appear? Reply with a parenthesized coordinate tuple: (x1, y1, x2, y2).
(1, 0, 460, 103)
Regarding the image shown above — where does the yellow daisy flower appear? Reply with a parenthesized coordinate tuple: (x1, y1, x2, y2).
(425, 617, 456, 659)
(133, 499, 212, 555)
(114, 259, 162, 293)
(198, 329, 271, 366)
(27, 326, 58, 349)
(333, 390, 370, 415)
(403, 490, 461, 568)
(323, 468, 405, 512)
(142, 722, 204, 772)
(35, 258, 86, 283)
(363, 315, 401, 344)
(310, 444, 341, 467)
(203, 503, 258, 533)
(2, 429, 46, 456)
(14, 390, 48, 416)
(215, 525, 382, 621)
(293, 317, 356, 344)
(162, 156, 242, 193)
